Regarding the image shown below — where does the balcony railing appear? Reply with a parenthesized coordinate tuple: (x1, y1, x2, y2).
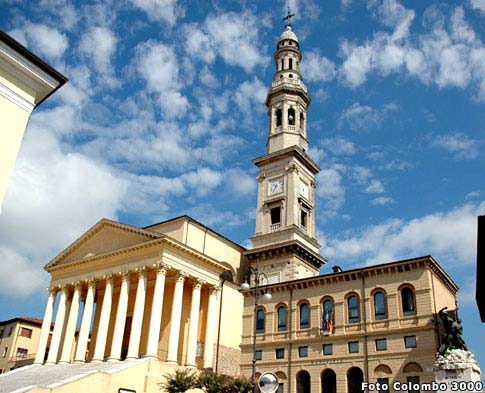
(270, 223, 281, 231)
(271, 78, 307, 92)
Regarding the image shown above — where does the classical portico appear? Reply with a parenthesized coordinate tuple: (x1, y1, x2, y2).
(34, 216, 245, 374)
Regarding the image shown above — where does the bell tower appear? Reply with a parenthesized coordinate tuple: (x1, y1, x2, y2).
(244, 15, 326, 284)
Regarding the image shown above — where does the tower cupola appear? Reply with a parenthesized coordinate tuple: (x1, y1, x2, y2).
(266, 14, 310, 155)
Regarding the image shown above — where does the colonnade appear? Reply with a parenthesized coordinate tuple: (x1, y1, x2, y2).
(34, 263, 219, 368)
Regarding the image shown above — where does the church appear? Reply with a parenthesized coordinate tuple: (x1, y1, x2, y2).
(0, 19, 461, 393)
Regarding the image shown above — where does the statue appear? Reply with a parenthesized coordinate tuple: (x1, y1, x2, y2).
(438, 307, 468, 355)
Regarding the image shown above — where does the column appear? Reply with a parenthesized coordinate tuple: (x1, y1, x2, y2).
(203, 287, 218, 369)
(92, 274, 114, 362)
(34, 288, 57, 365)
(166, 273, 186, 364)
(109, 271, 130, 361)
(126, 268, 147, 359)
(74, 279, 96, 362)
(185, 279, 202, 367)
(145, 263, 167, 358)
(59, 283, 81, 363)
(46, 286, 68, 364)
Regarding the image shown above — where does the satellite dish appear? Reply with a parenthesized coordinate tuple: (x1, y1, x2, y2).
(258, 372, 279, 393)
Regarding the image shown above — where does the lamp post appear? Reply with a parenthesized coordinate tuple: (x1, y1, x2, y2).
(240, 257, 272, 382)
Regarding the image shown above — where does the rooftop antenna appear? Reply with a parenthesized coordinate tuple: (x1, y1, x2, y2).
(283, 6, 295, 28)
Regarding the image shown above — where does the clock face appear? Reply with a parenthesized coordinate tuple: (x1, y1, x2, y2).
(300, 181, 309, 198)
(268, 177, 283, 195)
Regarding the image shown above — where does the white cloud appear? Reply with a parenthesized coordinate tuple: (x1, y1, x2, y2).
(316, 166, 346, 213)
(433, 133, 480, 159)
(340, 3, 485, 100)
(135, 41, 188, 119)
(365, 179, 385, 194)
(234, 77, 267, 115)
(9, 22, 68, 61)
(184, 11, 268, 72)
(0, 128, 128, 297)
(322, 201, 485, 267)
(338, 102, 398, 130)
(371, 196, 394, 206)
(301, 51, 337, 82)
(321, 137, 356, 155)
(79, 26, 118, 87)
(470, 0, 485, 13)
(182, 167, 223, 197)
(129, 0, 184, 26)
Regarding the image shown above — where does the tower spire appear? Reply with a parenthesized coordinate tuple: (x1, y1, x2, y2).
(283, 7, 295, 28)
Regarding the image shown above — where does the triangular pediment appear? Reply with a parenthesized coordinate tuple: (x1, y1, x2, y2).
(46, 219, 162, 270)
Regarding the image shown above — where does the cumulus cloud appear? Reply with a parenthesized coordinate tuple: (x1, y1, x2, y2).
(0, 128, 128, 297)
(371, 196, 394, 206)
(79, 26, 118, 87)
(9, 22, 68, 61)
(183, 11, 268, 72)
(135, 40, 189, 118)
(432, 132, 480, 160)
(234, 77, 267, 115)
(301, 51, 337, 82)
(321, 137, 356, 156)
(339, 2, 485, 100)
(322, 201, 485, 267)
(338, 102, 398, 131)
(365, 179, 385, 194)
(129, 0, 185, 26)
(316, 166, 346, 214)
(469, 0, 485, 13)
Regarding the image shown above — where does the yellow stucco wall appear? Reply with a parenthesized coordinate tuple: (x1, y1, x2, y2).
(0, 94, 30, 209)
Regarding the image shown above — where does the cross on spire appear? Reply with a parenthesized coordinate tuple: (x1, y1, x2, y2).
(283, 7, 295, 28)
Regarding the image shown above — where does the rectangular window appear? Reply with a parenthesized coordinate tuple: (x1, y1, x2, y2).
(407, 376, 420, 393)
(277, 383, 284, 393)
(404, 335, 417, 348)
(377, 378, 389, 393)
(7, 327, 13, 337)
(255, 350, 262, 361)
(270, 207, 281, 225)
(348, 341, 359, 353)
(322, 344, 333, 355)
(0, 330, 3, 338)
(300, 210, 307, 229)
(375, 338, 387, 351)
(16, 348, 28, 358)
(298, 346, 308, 358)
(2, 347, 7, 358)
(0, 369, 2, 374)
(19, 328, 32, 338)
(275, 348, 285, 359)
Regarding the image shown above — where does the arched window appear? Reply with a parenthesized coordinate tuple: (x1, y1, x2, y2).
(321, 368, 336, 393)
(300, 112, 304, 129)
(288, 108, 295, 126)
(347, 295, 360, 324)
(296, 370, 311, 393)
(280, 59, 284, 71)
(347, 367, 364, 393)
(323, 299, 333, 321)
(277, 305, 287, 331)
(299, 302, 310, 329)
(373, 291, 387, 320)
(401, 287, 416, 316)
(256, 308, 265, 333)
(276, 109, 282, 127)
(289, 58, 293, 69)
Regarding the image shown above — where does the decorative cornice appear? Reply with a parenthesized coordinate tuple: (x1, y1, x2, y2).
(0, 81, 34, 112)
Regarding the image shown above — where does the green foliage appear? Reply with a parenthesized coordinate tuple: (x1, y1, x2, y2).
(161, 368, 198, 393)
(160, 369, 255, 393)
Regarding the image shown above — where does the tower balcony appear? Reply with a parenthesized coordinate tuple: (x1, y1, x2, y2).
(270, 223, 281, 231)
(271, 77, 307, 92)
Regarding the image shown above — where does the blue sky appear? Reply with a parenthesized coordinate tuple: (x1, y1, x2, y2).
(1, 0, 484, 373)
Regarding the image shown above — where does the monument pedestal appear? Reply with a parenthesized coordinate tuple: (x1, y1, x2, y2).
(434, 349, 482, 393)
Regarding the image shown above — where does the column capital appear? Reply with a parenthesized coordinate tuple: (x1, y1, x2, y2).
(154, 262, 169, 275)
(119, 270, 130, 281)
(135, 266, 147, 279)
(104, 273, 114, 284)
(192, 279, 204, 289)
(176, 272, 188, 283)
(60, 285, 69, 295)
(47, 286, 57, 296)
(209, 285, 220, 296)
(74, 281, 83, 291)
(87, 277, 96, 289)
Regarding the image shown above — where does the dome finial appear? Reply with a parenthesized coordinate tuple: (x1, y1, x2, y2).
(283, 6, 295, 28)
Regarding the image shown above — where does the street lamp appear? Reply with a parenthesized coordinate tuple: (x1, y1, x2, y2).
(240, 257, 272, 382)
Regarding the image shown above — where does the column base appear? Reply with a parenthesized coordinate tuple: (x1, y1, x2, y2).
(142, 355, 159, 360)
(185, 364, 196, 369)
(57, 361, 70, 365)
(44, 362, 57, 366)
(91, 359, 104, 363)
(166, 360, 178, 365)
(125, 356, 140, 361)
(73, 360, 86, 364)
(107, 358, 120, 362)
